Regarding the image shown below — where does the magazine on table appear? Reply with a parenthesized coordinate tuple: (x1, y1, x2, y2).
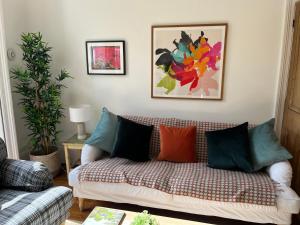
(83, 207, 125, 225)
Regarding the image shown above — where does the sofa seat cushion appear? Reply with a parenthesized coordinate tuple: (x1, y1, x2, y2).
(79, 158, 276, 206)
(0, 186, 72, 225)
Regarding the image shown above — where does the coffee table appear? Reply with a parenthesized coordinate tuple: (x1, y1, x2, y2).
(65, 207, 211, 225)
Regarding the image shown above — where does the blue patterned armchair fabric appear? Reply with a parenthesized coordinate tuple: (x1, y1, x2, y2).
(0, 159, 53, 191)
(0, 138, 7, 163)
(0, 186, 72, 225)
(0, 138, 52, 191)
(0, 138, 73, 225)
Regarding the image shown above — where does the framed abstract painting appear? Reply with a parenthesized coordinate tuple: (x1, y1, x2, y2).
(86, 40, 126, 75)
(151, 24, 227, 100)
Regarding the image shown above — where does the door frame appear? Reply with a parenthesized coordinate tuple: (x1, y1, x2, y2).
(0, 0, 19, 159)
(275, 0, 297, 137)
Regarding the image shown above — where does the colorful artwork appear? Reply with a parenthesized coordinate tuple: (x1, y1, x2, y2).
(91, 46, 121, 70)
(86, 41, 126, 75)
(152, 24, 227, 100)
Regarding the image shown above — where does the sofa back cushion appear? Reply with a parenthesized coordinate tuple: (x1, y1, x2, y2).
(122, 115, 252, 162)
(177, 119, 236, 162)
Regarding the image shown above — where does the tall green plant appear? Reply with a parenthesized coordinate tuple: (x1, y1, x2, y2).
(11, 32, 70, 155)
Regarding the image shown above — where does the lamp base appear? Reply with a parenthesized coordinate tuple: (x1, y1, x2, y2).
(76, 122, 87, 140)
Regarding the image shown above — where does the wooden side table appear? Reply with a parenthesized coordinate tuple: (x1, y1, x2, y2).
(63, 134, 90, 175)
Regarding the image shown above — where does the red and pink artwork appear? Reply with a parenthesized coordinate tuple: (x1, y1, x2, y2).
(86, 41, 125, 75)
(152, 24, 227, 100)
(91, 46, 121, 70)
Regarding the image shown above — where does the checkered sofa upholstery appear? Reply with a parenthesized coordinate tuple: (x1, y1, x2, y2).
(123, 116, 248, 162)
(0, 138, 73, 225)
(79, 116, 276, 206)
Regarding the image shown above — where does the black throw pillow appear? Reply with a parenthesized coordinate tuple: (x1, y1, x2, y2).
(205, 122, 253, 172)
(112, 116, 154, 162)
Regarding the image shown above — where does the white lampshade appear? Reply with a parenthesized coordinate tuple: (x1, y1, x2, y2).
(69, 104, 92, 122)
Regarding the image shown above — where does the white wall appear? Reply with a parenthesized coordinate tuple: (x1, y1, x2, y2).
(3, 0, 286, 157)
(2, 0, 28, 157)
(0, 103, 4, 140)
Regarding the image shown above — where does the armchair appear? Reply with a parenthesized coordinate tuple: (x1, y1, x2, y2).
(0, 138, 73, 225)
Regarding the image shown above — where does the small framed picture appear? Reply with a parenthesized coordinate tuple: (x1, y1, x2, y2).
(86, 40, 126, 75)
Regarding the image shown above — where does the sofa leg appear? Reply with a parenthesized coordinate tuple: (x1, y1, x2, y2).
(78, 198, 85, 212)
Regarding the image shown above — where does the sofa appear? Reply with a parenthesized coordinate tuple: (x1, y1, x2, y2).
(68, 116, 300, 225)
(0, 138, 73, 225)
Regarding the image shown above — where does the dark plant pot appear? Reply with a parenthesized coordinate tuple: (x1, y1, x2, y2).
(29, 150, 61, 177)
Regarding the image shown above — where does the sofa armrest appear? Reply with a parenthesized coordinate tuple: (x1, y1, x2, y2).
(81, 144, 103, 165)
(266, 160, 292, 186)
(0, 159, 53, 191)
(277, 183, 300, 214)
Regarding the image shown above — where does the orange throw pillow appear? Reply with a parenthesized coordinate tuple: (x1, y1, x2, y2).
(157, 125, 197, 163)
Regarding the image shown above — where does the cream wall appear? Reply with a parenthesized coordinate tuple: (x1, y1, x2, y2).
(3, 0, 286, 158)
(3, 0, 29, 157)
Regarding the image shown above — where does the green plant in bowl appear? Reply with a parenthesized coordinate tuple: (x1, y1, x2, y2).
(131, 210, 159, 225)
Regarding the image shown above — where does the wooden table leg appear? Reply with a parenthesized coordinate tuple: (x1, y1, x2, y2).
(78, 198, 85, 212)
(64, 145, 70, 175)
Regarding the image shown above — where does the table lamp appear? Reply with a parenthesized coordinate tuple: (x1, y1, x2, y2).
(69, 104, 91, 140)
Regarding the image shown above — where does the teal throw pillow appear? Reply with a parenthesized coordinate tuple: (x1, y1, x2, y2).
(249, 118, 292, 171)
(85, 107, 118, 154)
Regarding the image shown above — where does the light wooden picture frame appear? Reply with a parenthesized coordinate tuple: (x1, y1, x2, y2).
(151, 24, 227, 100)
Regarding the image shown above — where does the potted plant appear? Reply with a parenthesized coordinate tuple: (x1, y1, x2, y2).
(131, 211, 159, 225)
(11, 32, 70, 176)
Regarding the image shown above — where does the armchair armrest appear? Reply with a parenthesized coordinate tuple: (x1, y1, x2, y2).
(0, 159, 53, 191)
(266, 160, 292, 186)
(81, 144, 103, 165)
